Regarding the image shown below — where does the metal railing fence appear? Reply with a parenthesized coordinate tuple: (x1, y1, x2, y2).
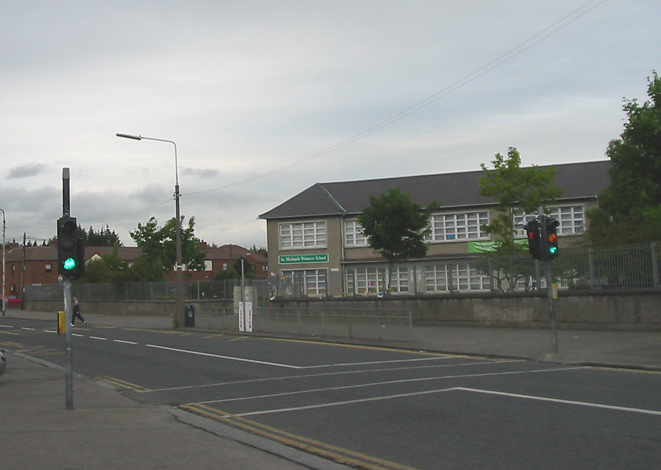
(23, 241, 661, 302)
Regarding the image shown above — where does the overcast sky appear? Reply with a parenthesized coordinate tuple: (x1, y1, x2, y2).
(1, 0, 659, 249)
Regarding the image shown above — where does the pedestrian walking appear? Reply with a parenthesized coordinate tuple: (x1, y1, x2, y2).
(71, 297, 87, 326)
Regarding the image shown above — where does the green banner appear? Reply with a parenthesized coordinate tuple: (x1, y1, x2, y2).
(278, 253, 329, 264)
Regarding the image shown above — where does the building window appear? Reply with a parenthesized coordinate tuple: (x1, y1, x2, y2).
(425, 264, 489, 293)
(280, 269, 327, 296)
(45, 263, 52, 273)
(279, 221, 327, 249)
(344, 219, 369, 247)
(514, 205, 585, 236)
(426, 212, 489, 242)
(346, 266, 409, 294)
(204, 260, 213, 271)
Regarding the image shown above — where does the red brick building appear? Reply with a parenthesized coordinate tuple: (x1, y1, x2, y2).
(4, 242, 268, 299)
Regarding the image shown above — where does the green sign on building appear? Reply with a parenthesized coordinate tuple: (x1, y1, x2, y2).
(278, 253, 329, 264)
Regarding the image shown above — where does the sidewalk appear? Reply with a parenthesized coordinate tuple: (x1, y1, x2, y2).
(1, 309, 660, 469)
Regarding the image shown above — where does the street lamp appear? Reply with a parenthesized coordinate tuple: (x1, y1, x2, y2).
(1, 208, 5, 316)
(116, 133, 185, 328)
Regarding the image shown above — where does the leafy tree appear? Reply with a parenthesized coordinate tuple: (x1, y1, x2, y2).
(588, 71, 661, 245)
(478, 148, 562, 292)
(80, 225, 122, 247)
(479, 147, 562, 254)
(358, 188, 437, 292)
(80, 247, 132, 284)
(130, 216, 207, 280)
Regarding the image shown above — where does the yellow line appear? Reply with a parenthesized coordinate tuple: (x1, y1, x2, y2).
(99, 376, 151, 392)
(181, 403, 417, 470)
(229, 336, 250, 342)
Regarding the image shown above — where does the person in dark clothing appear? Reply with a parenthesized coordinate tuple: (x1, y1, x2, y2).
(71, 297, 87, 326)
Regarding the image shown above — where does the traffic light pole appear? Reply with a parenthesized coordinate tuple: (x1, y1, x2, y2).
(62, 168, 74, 410)
(538, 209, 559, 354)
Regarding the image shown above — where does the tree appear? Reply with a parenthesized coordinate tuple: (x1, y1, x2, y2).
(80, 225, 122, 246)
(478, 148, 562, 292)
(130, 216, 207, 280)
(358, 188, 437, 292)
(479, 147, 562, 254)
(80, 246, 131, 284)
(588, 71, 661, 245)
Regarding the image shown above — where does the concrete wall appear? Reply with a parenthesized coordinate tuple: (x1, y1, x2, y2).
(26, 290, 661, 331)
(270, 290, 661, 331)
(27, 299, 233, 317)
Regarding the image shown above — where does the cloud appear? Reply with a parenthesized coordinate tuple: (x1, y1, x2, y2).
(1, 1, 660, 250)
(7, 163, 48, 179)
(181, 167, 219, 179)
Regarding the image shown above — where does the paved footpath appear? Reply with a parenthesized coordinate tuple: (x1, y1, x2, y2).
(1, 309, 659, 469)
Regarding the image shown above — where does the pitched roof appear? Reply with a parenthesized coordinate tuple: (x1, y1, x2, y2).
(259, 160, 611, 220)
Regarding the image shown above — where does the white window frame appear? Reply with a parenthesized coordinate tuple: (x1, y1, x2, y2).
(344, 219, 369, 247)
(424, 264, 490, 293)
(513, 205, 585, 236)
(426, 211, 490, 242)
(281, 269, 327, 296)
(345, 266, 409, 294)
(279, 220, 327, 250)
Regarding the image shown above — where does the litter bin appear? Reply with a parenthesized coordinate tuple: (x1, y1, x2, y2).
(184, 303, 195, 327)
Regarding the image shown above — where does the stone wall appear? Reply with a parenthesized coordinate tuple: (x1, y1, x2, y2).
(26, 290, 661, 331)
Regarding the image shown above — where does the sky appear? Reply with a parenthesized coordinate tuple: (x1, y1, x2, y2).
(1, 0, 659, 249)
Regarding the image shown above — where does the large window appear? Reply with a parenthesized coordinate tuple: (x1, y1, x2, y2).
(514, 205, 585, 236)
(346, 266, 410, 295)
(280, 269, 327, 296)
(425, 264, 490, 293)
(279, 221, 327, 249)
(426, 212, 489, 242)
(344, 219, 368, 247)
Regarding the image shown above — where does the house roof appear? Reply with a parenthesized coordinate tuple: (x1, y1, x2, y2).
(7, 244, 262, 263)
(259, 160, 611, 220)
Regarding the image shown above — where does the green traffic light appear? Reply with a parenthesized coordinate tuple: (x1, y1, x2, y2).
(549, 246, 558, 254)
(63, 257, 77, 271)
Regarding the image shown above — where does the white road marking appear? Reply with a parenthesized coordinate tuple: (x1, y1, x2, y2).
(90, 336, 108, 341)
(196, 365, 586, 406)
(114, 339, 138, 345)
(234, 382, 661, 418)
(302, 356, 456, 369)
(455, 387, 661, 416)
(145, 359, 520, 394)
(146, 344, 303, 369)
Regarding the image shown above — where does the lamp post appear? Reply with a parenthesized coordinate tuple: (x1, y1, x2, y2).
(1, 208, 5, 316)
(116, 133, 185, 328)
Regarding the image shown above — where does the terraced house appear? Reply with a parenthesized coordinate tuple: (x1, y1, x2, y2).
(259, 160, 610, 297)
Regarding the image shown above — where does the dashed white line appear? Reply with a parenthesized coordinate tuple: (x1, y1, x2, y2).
(114, 339, 138, 345)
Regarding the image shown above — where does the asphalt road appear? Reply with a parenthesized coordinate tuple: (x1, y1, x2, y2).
(3, 317, 661, 469)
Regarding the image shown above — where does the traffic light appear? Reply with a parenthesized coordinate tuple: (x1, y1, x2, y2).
(523, 219, 543, 260)
(57, 216, 85, 277)
(545, 217, 559, 259)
